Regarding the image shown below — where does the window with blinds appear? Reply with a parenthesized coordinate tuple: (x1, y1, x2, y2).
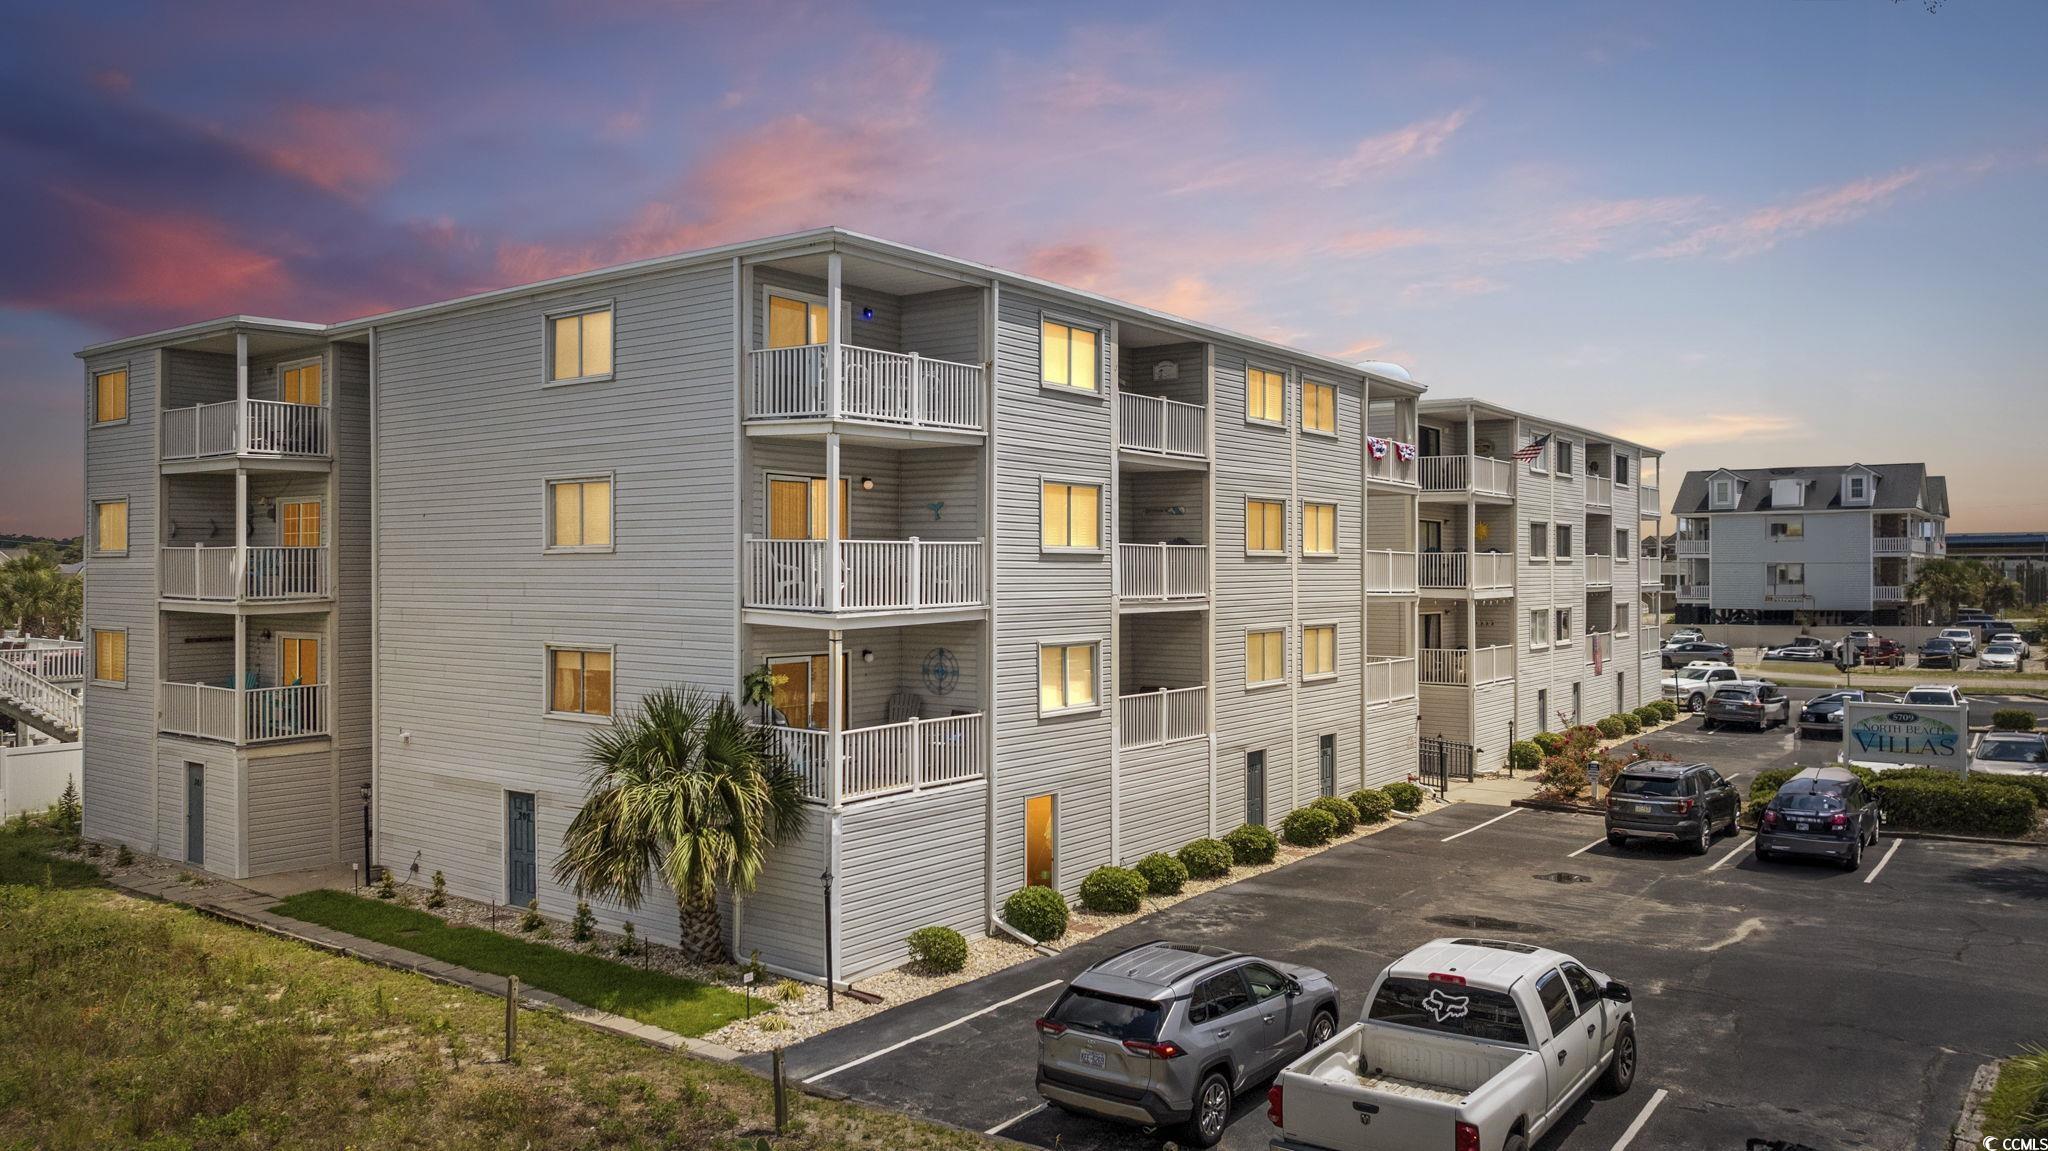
(548, 307, 614, 382)
(1246, 629, 1285, 686)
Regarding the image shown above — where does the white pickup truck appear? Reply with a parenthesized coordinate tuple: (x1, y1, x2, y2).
(1267, 938, 1637, 1151)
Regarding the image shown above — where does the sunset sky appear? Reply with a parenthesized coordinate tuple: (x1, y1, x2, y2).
(4, 0, 2045, 537)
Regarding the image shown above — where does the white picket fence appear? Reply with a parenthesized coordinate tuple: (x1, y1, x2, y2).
(1117, 687, 1208, 749)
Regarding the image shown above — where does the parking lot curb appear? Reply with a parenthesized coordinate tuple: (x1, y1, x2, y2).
(1950, 1061, 1998, 1151)
(1511, 798, 1602, 816)
(1873, 827, 2048, 848)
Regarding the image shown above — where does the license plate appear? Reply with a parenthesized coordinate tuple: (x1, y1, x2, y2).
(1078, 1049, 1106, 1069)
(1791, 821, 1812, 832)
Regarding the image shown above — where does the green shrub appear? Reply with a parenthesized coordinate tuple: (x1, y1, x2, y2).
(426, 869, 447, 909)
(518, 898, 544, 932)
(1597, 715, 1626, 739)
(1281, 806, 1339, 847)
(1533, 756, 1587, 803)
(53, 779, 81, 835)
(1890, 766, 2048, 809)
(1383, 781, 1425, 812)
(1619, 712, 1642, 735)
(571, 900, 596, 943)
(1654, 699, 1679, 721)
(1348, 788, 1395, 824)
(1984, 1047, 2048, 1140)
(1993, 709, 2038, 732)
(1078, 866, 1147, 914)
(1177, 838, 1233, 880)
(1634, 705, 1663, 727)
(617, 921, 637, 956)
(1003, 885, 1069, 942)
(1509, 740, 1542, 774)
(1310, 796, 1359, 835)
(1224, 822, 1279, 866)
(1565, 726, 1602, 755)
(1869, 776, 2037, 836)
(1533, 731, 1567, 756)
(906, 925, 969, 973)
(1135, 852, 1189, 896)
(376, 871, 398, 900)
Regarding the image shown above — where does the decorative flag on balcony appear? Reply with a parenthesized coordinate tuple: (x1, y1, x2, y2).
(1394, 440, 1417, 462)
(1514, 432, 1553, 462)
(1367, 436, 1389, 459)
(1591, 631, 1605, 675)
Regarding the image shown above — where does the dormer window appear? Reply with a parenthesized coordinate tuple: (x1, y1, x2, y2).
(1711, 478, 1733, 507)
(1769, 478, 1806, 508)
(1846, 473, 1869, 502)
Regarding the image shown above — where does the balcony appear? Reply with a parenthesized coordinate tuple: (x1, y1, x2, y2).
(1677, 582, 1711, 604)
(1366, 549, 1419, 595)
(1586, 476, 1613, 509)
(160, 681, 329, 744)
(1364, 442, 1418, 486)
(1117, 686, 1209, 750)
(161, 400, 330, 463)
(743, 537, 983, 616)
(745, 346, 984, 434)
(0, 642, 85, 682)
(1418, 454, 1514, 498)
(161, 546, 329, 604)
(1676, 537, 1709, 557)
(1117, 392, 1206, 461)
(1639, 556, 1661, 586)
(1874, 585, 1907, 603)
(1118, 543, 1207, 603)
(753, 713, 985, 804)
(1638, 484, 1660, 513)
(1419, 645, 1514, 686)
(1365, 657, 1418, 705)
(1584, 554, 1614, 587)
(1418, 551, 1514, 594)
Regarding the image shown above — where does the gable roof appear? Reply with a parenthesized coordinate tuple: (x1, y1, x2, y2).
(1672, 463, 1946, 516)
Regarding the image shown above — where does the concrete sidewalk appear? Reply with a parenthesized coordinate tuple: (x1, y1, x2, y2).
(1444, 771, 1541, 806)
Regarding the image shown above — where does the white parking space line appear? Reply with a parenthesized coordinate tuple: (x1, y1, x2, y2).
(1610, 1087, 1670, 1151)
(1707, 835, 1754, 871)
(1568, 836, 1607, 858)
(1442, 807, 1521, 842)
(1863, 838, 1903, 884)
(804, 979, 1065, 1085)
(986, 1103, 1046, 1135)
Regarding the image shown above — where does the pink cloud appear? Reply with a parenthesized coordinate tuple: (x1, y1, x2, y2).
(260, 104, 402, 199)
(1316, 108, 1471, 188)
(1642, 168, 1924, 259)
(27, 189, 291, 318)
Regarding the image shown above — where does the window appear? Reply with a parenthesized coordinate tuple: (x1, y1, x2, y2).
(1561, 963, 1604, 1020)
(92, 629, 126, 685)
(1535, 969, 1575, 1036)
(767, 476, 849, 540)
(1245, 629, 1286, 686)
(1712, 478, 1733, 506)
(1039, 642, 1099, 712)
(1847, 473, 1869, 501)
(93, 499, 128, 556)
(1189, 970, 1252, 1025)
(1615, 602, 1631, 636)
(1040, 481, 1102, 550)
(1554, 607, 1574, 644)
(1246, 366, 1285, 424)
(1301, 380, 1336, 435)
(1529, 609, 1550, 648)
(1318, 735, 1336, 797)
(1529, 521, 1549, 559)
(280, 501, 322, 548)
(1554, 440, 1574, 477)
(1616, 528, 1630, 558)
(1302, 625, 1336, 680)
(280, 636, 320, 685)
(1040, 319, 1099, 392)
(1369, 976, 1528, 1045)
(766, 293, 830, 348)
(1768, 518, 1804, 539)
(1302, 502, 1337, 556)
(1555, 524, 1573, 559)
(1772, 563, 1806, 586)
(1525, 431, 1549, 472)
(548, 478, 613, 550)
(1245, 498, 1286, 554)
(548, 647, 614, 717)
(92, 368, 127, 424)
(548, 306, 614, 383)
(281, 359, 322, 405)
(1614, 456, 1631, 486)
(1243, 963, 1290, 1002)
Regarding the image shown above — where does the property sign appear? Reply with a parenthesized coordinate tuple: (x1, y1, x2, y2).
(1838, 701, 1969, 770)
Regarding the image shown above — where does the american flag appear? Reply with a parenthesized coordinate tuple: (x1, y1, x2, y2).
(1514, 432, 1553, 462)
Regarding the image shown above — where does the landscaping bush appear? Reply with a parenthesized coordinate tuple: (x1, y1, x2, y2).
(1533, 731, 1567, 756)
(1985, 1047, 2048, 1140)
(1993, 709, 2038, 732)
(1533, 756, 1588, 804)
(571, 900, 596, 943)
(1177, 838, 1233, 879)
(1889, 766, 2048, 809)
(1003, 885, 1069, 942)
(1564, 726, 1602, 756)
(1281, 806, 1339, 847)
(1634, 705, 1663, 728)
(906, 925, 969, 973)
(1654, 699, 1679, 721)
(1619, 712, 1643, 735)
(1384, 781, 1425, 813)
(1868, 776, 2038, 837)
(1348, 788, 1395, 824)
(1310, 796, 1359, 835)
(1509, 740, 1543, 774)
(1224, 822, 1279, 866)
(1597, 715, 1626, 739)
(1135, 852, 1189, 896)
(1079, 866, 1147, 914)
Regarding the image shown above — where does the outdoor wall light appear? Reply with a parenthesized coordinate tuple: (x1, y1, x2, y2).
(861, 649, 875, 663)
(860, 306, 874, 321)
(859, 477, 875, 490)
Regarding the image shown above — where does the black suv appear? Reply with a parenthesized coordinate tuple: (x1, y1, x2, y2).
(1604, 762, 1741, 855)
(1917, 637, 1961, 669)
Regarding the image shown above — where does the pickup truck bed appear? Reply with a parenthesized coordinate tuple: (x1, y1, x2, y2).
(1275, 1022, 1529, 1149)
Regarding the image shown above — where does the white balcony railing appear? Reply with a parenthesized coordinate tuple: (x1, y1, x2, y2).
(744, 345, 985, 432)
(1418, 454, 1514, 497)
(1365, 446, 1417, 486)
(1117, 392, 1207, 459)
(1676, 537, 1709, 557)
(1639, 484, 1660, 513)
(0, 657, 80, 733)
(1365, 656, 1418, 705)
(1365, 549, 1419, 595)
(1586, 476, 1613, 508)
(1874, 585, 1907, 603)
(743, 537, 984, 613)
(754, 713, 986, 804)
(1677, 582, 1711, 603)
(160, 681, 328, 744)
(1118, 686, 1209, 749)
(1873, 536, 1912, 556)
(161, 399, 330, 460)
(161, 546, 328, 602)
(0, 642, 86, 682)
(1418, 645, 1514, 686)
(1639, 557, 1662, 585)
(1585, 554, 1614, 586)
(1418, 551, 1513, 592)
(1119, 543, 1207, 601)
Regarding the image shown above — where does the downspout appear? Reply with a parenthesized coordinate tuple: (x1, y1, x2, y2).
(367, 326, 381, 878)
(982, 279, 1002, 931)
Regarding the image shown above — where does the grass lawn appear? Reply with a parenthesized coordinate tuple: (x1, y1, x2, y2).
(273, 888, 750, 1038)
(1986, 1048, 2048, 1139)
(0, 819, 991, 1151)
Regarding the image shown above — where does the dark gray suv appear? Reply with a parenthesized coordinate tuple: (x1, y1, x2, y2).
(1034, 941, 1339, 1147)
(1756, 766, 1881, 869)
(1604, 761, 1741, 854)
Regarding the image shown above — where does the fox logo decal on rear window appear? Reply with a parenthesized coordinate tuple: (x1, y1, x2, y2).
(1422, 987, 1470, 1023)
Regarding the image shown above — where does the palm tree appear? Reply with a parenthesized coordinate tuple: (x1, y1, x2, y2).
(0, 551, 79, 637)
(554, 687, 809, 964)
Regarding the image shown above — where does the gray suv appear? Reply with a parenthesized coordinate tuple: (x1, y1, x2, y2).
(1034, 941, 1339, 1147)
(1604, 761, 1741, 854)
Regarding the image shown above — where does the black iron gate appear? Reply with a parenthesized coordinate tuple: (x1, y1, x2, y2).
(1418, 735, 1475, 793)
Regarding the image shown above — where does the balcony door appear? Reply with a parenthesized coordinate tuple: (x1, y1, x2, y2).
(1024, 794, 1056, 888)
(1420, 612, 1444, 651)
(766, 653, 848, 730)
(280, 635, 320, 686)
(767, 474, 850, 541)
(765, 291, 831, 349)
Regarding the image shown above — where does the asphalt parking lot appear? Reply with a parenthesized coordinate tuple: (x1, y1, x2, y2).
(756, 718, 2048, 1151)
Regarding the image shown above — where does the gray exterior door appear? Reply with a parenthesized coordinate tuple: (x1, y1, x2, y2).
(1318, 735, 1336, 797)
(185, 763, 203, 865)
(506, 792, 537, 907)
(1245, 751, 1266, 826)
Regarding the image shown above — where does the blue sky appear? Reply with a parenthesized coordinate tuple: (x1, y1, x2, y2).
(4, 0, 2044, 535)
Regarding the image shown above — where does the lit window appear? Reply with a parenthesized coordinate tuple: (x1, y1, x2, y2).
(93, 629, 126, 684)
(766, 294, 830, 348)
(1768, 518, 1804, 539)
(1041, 320, 1099, 392)
(94, 499, 128, 555)
(280, 501, 321, 548)
(1302, 503, 1337, 556)
(1246, 629, 1286, 686)
(1302, 381, 1336, 435)
(281, 360, 322, 405)
(280, 636, 320, 685)
(1302, 625, 1336, 679)
(549, 307, 614, 382)
(1246, 499, 1286, 553)
(1041, 481, 1102, 550)
(1247, 367, 1285, 423)
(1038, 643, 1098, 712)
(549, 479, 614, 550)
(93, 368, 127, 424)
(549, 648, 613, 717)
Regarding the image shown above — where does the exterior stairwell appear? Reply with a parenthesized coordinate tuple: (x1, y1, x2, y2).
(0, 655, 82, 742)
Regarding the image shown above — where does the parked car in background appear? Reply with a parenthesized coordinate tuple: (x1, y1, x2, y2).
(1604, 761, 1741, 853)
(1266, 939, 1635, 1151)
(1990, 632, 2030, 658)
(1918, 637, 1962, 669)
(1937, 628, 1979, 657)
(1855, 637, 1906, 667)
(1968, 732, 2048, 776)
(1663, 628, 1704, 648)
(1831, 629, 1878, 659)
(1798, 690, 1865, 738)
(1661, 640, 1734, 669)
(1035, 940, 1339, 1147)
(1704, 682, 1792, 731)
(1979, 643, 2026, 671)
(1763, 637, 1829, 662)
(1755, 766, 1882, 870)
(1904, 685, 1966, 708)
(1661, 662, 1745, 711)
(1977, 619, 2020, 645)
